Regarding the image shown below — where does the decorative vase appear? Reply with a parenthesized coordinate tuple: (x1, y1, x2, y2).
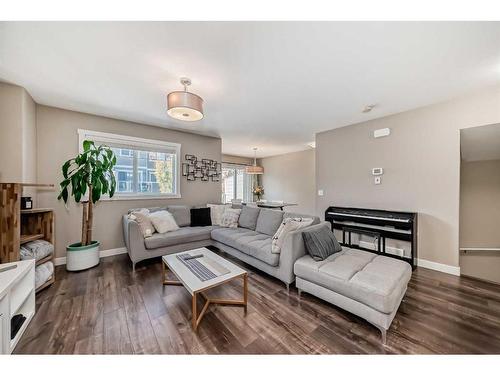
(66, 241, 100, 271)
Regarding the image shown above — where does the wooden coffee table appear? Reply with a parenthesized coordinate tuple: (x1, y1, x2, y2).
(161, 248, 248, 331)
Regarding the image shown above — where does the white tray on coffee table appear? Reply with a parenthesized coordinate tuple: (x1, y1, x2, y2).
(162, 247, 248, 331)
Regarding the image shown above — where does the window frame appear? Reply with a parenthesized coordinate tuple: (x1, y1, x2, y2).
(78, 129, 181, 200)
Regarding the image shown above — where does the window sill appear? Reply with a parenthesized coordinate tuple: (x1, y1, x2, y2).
(100, 194, 182, 202)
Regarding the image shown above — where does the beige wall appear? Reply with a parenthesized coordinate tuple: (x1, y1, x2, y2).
(260, 149, 315, 215)
(36, 105, 222, 257)
(316, 85, 500, 269)
(459, 159, 500, 283)
(0, 83, 24, 182)
(0, 82, 37, 202)
(222, 154, 253, 165)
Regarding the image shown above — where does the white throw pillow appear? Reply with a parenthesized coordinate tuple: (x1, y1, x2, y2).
(220, 208, 241, 228)
(207, 204, 228, 226)
(149, 210, 179, 234)
(128, 208, 155, 238)
(271, 217, 314, 254)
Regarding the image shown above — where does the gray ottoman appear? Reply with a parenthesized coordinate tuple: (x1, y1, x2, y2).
(294, 247, 412, 343)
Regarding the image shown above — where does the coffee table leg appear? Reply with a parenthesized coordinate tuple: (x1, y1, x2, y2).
(192, 292, 198, 331)
(162, 260, 182, 286)
(243, 273, 248, 313)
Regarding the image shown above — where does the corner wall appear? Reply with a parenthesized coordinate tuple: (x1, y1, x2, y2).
(459, 159, 500, 283)
(0, 82, 37, 202)
(316, 85, 500, 270)
(260, 149, 315, 215)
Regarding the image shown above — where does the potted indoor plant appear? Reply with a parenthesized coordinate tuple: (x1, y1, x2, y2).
(58, 140, 117, 271)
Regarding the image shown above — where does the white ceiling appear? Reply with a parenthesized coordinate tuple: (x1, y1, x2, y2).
(461, 123, 500, 162)
(1, 22, 500, 158)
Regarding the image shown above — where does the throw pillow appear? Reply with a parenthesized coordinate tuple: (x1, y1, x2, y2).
(220, 208, 241, 228)
(128, 208, 155, 238)
(271, 217, 314, 254)
(238, 206, 260, 230)
(302, 225, 342, 261)
(207, 204, 227, 226)
(190, 207, 212, 227)
(149, 210, 179, 234)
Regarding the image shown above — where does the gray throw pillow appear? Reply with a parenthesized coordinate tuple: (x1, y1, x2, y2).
(302, 225, 342, 261)
(238, 206, 260, 230)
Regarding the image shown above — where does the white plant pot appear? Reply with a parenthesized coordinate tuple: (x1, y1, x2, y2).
(66, 241, 100, 271)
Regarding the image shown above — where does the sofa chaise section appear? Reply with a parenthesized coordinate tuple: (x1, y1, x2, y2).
(294, 226, 412, 342)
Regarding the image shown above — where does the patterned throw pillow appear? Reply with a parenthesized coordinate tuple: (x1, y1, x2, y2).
(220, 208, 242, 228)
(271, 217, 314, 254)
(129, 208, 155, 238)
(149, 210, 180, 234)
(207, 204, 227, 226)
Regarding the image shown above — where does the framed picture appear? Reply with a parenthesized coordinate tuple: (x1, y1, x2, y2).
(187, 173, 195, 181)
(182, 163, 189, 176)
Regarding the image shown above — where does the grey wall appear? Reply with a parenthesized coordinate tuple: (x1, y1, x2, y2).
(36, 105, 222, 258)
(316, 85, 500, 269)
(260, 149, 315, 215)
(459, 159, 500, 283)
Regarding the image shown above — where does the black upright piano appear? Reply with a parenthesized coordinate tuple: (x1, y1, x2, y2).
(325, 206, 418, 269)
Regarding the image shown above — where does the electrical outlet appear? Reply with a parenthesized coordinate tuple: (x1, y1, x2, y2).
(318, 189, 324, 196)
(374, 177, 381, 185)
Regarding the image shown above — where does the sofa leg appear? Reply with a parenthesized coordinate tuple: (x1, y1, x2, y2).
(379, 327, 387, 345)
(132, 262, 136, 272)
(285, 282, 290, 293)
(298, 288, 302, 298)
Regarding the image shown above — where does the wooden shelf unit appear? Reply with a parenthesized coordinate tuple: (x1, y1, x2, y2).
(0, 183, 55, 293)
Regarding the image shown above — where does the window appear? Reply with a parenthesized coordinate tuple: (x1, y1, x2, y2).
(221, 164, 254, 203)
(78, 129, 181, 199)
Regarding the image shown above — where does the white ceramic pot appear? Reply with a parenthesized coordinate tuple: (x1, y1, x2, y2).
(66, 241, 100, 271)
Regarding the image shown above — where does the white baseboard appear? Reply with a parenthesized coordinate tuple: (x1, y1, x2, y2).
(416, 258, 460, 276)
(357, 240, 461, 276)
(54, 247, 127, 266)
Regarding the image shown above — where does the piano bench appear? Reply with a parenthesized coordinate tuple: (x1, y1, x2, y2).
(294, 246, 412, 343)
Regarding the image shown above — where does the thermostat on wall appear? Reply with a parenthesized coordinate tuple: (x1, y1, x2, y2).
(372, 168, 383, 176)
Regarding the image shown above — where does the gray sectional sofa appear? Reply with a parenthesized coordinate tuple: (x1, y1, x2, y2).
(122, 205, 321, 287)
(123, 205, 412, 340)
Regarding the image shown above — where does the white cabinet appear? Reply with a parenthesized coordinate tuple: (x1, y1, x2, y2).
(0, 260, 35, 354)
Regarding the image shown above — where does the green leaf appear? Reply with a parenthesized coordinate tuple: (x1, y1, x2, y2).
(62, 160, 71, 179)
(92, 179, 101, 203)
(83, 140, 92, 152)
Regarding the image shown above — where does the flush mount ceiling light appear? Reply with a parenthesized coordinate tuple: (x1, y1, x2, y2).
(167, 77, 204, 122)
(246, 147, 264, 175)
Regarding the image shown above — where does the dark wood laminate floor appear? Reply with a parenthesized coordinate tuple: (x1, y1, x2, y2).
(14, 247, 500, 354)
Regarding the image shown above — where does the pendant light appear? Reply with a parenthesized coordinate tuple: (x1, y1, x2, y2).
(246, 148, 264, 175)
(167, 77, 204, 121)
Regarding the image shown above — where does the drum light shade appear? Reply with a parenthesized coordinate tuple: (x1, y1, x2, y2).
(245, 148, 264, 175)
(167, 78, 204, 122)
(245, 165, 264, 174)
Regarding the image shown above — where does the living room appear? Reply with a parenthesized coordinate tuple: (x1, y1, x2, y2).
(1, 1, 500, 372)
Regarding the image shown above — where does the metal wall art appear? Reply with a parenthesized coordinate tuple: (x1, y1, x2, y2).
(182, 154, 221, 182)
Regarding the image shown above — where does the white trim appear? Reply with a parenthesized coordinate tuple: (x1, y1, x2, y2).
(460, 247, 500, 252)
(77, 129, 181, 199)
(417, 258, 461, 276)
(54, 247, 127, 266)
